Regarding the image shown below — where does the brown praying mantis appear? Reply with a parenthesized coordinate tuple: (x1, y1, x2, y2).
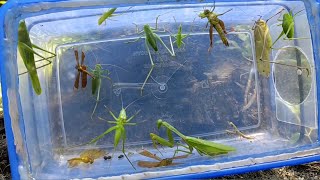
(137, 149, 188, 168)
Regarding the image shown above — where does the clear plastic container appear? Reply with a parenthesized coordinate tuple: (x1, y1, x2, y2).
(0, 0, 319, 179)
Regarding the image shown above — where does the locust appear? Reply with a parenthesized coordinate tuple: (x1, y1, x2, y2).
(18, 20, 56, 95)
(67, 149, 106, 168)
(252, 10, 309, 77)
(73, 50, 93, 89)
(127, 17, 175, 95)
(272, 9, 308, 47)
(90, 64, 112, 119)
(98, 8, 117, 25)
(150, 119, 235, 157)
(88, 97, 144, 170)
(225, 121, 254, 140)
(137, 150, 188, 168)
(199, 3, 232, 52)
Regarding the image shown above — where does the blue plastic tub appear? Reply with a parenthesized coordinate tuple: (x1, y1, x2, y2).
(1, 0, 320, 179)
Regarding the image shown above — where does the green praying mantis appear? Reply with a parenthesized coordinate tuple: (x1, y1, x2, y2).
(127, 17, 175, 95)
(150, 119, 236, 157)
(199, 3, 232, 52)
(18, 20, 56, 95)
(88, 97, 144, 170)
(272, 9, 308, 47)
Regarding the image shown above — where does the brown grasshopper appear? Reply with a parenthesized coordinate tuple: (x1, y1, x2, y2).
(199, 3, 232, 52)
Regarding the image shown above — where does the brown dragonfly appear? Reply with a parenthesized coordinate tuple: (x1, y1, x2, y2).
(137, 150, 189, 168)
(67, 149, 106, 168)
(74, 50, 93, 89)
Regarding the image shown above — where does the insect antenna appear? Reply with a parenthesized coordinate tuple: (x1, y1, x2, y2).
(210, 1, 216, 12)
(266, 8, 285, 23)
(293, 9, 305, 17)
(124, 93, 150, 110)
(120, 93, 124, 110)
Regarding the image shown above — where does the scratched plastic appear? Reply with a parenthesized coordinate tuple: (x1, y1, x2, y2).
(3, 0, 318, 179)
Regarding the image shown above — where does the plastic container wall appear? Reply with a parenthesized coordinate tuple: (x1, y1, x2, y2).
(0, 0, 319, 179)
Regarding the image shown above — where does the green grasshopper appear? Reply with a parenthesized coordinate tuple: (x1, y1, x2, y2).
(88, 98, 142, 170)
(127, 18, 175, 95)
(199, 3, 232, 52)
(252, 11, 309, 77)
(172, 24, 188, 49)
(98, 8, 117, 25)
(150, 119, 236, 157)
(90, 64, 112, 119)
(18, 20, 56, 95)
(272, 9, 308, 47)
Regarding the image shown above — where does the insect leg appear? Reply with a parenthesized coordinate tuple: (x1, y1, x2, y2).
(217, 8, 233, 16)
(156, 34, 176, 56)
(121, 127, 136, 170)
(127, 109, 141, 122)
(141, 39, 155, 95)
(283, 23, 309, 40)
(91, 78, 101, 120)
(208, 24, 213, 52)
(88, 125, 118, 144)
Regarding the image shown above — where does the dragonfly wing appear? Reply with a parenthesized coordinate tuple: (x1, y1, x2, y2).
(81, 51, 85, 66)
(81, 66, 88, 88)
(74, 71, 80, 89)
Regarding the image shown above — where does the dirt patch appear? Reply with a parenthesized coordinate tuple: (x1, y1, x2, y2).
(0, 117, 10, 180)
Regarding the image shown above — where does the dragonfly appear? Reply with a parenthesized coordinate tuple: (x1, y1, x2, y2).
(137, 150, 188, 168)
(74, 50, 93, 89)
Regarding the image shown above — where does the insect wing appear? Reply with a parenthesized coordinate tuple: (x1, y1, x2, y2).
(139, 150, 162, 161)
(186, 136, 235, 156)
(81, 66, 88, 88)
(74, 71, 80, 89)
(282, 13, 294, 38)
(254, 20, 272, 77)
(98, 8, 117, 25)
(218, 19, 227, 34)
(138, 161, 161, 168)
(92, 76, 101, 95)
(144, 25, 158, 51)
